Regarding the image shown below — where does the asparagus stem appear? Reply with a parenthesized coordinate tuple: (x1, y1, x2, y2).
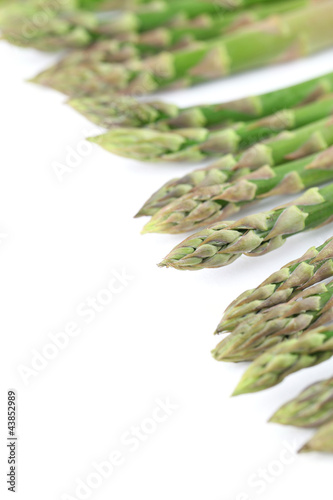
(270, 377, 333, 428)
(300, 420, 333, 453)
(142, 147, 333, 234)
(0, 0, 306, 51)
(88, 114, 333, 162)
(0, 2, 99, 51)
(232, 326, 333, 396)
(32, 2, 333, 96)
(219, 237, 333, 327)
(213, 280, 333, 362)
(87, 98, 333, 161)
(69, 70, 333, 129)
(64, 0, 309, 62)
(159, 183, 333, 271)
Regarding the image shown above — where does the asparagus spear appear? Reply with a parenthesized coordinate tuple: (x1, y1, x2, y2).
(65, 0, 309, 63)
(1, 0, 305, 52)
(79, 0, 267, 9)
(232, 326, 333, 396)
(69, 71, 333, 129)
(0, 0, 218, 51)
(142, 148, 333, 234)
(213, 280, 333, 362)
(300, 420, 333, 453)
(88, 98, 333, 161)
(88, 1, 233, 37)
(95, 0, 312, 36)
(32, 2, 333, 96)
(0, 2, 99, 51)
(136, 112, 333, 215)
(219, 237, 333, 328)
(159, 184, 333, 271)
(136, 157, 251, 218)
(52, 1, 293, 68)
(89, 115, 333, 162)
(270, 377, 333, 427)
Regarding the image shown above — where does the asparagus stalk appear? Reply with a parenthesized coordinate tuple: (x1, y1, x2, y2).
(0, 0, 218, 51)
(135, 114, 333, 215)
(69, 71, 333, 129)
(32, 2, 333, 96)
(219, 237, 333, 328)
(65, 0, 309, 63)
(300, 420, 333, 453)
(86, 1, 234, 37)
(51, 1, 290, 68)
(142, 147, 333, 234)
(89, 114, 333, 162)
(213, 280, 333, 362)
(0, 2, 99, 51)
(159, 184, 333, 271)
(79, 0, 272, 9)
(95, 0, 310, 36)
(1, 0, 305, 52)
(88, 98, 333, 161)
(270, 377, 333, 427)
(232, 326, 333, 396)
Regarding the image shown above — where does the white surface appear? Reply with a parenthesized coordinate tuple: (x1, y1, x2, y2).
(2, 42, 333, 500)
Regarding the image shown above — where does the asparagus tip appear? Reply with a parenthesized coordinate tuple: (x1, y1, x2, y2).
(298, 443, 311, 454)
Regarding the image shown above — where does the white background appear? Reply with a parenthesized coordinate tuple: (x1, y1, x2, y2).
(2, 40, 333, 500)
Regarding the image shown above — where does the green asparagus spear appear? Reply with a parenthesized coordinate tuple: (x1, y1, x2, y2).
(270, 377, 333, 427)
(219, 237, 333, 329)
(159, 184, 333, 271)
(232, 326, 333, 396)
(88, 114, 333, 163)
(64, 0, 309, 62)
(1, 0, 306, 52)
(142, 147, 333, 234)
(88, 97, 333, 161)
(69, 71, 333, 130)
(213, 280, 333, 362)
(135, 112, 333, 215)
(32, 2, 333, 96)
(0, 2, 99, 51)
(300, 420, 333, 453)
(94, 1, 236, 36)
(136, 156, 250, 218)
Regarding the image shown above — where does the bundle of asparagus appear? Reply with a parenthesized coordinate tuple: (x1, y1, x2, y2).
(5, 0, 333, 456)
(210, 237, 333, 452)
(31, 1, 333, 96)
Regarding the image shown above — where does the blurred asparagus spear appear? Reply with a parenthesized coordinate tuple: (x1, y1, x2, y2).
(32, 2, 333, 96)
(300, 420, 333, 453)
(271, 377, 333, 428)
(44, 0, 307, 63)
